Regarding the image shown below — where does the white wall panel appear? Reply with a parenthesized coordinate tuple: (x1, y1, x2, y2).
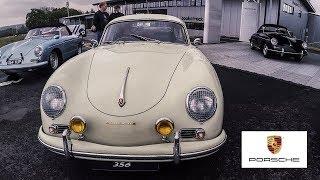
(221, 0, 242, 37)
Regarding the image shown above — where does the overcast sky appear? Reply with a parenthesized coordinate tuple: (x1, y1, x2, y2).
(0, 0, 99, 27)
(0, 0, 319, 27)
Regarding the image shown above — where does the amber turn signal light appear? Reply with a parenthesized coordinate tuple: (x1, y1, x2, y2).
(155, 118, 174, 136)
(70, 116, 87, 134)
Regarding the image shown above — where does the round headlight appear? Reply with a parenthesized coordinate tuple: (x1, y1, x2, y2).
(155, 118, 174, 136)
(186, 87, 217, 122)
(271, 38, 278, 46)
(70, 116, 86, 134)
(34, 46, 43, 57)
(302, 42, 307, 49)
(41, 85, 66, 119)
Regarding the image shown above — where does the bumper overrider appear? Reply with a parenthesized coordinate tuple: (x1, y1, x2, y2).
(38, 126, 227, 164)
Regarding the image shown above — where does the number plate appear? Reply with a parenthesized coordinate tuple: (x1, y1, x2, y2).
(7, 59, 22, 65)
(91, 161, 160, 171)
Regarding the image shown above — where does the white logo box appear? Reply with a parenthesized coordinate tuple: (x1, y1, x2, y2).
(241, 131, 307, 168)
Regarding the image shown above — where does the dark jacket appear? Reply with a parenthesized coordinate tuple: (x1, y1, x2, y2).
(93, 10, 109, 32)
(109, 12, 124, 22)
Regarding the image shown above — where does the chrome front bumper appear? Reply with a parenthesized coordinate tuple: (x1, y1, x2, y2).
(268, 48, 307, 58)
(38, 127, 227, 163)
(0, 61, 48, 70)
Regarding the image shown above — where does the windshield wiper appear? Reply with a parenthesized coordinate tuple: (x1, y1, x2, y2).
(130, 34, 162, 43)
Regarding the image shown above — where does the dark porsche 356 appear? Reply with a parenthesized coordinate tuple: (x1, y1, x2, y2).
(249, 24, 308, 61)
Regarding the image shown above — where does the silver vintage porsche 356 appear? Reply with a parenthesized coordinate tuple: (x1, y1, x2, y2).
(0, 25, 84, 78)
(38, 14, 226, 170)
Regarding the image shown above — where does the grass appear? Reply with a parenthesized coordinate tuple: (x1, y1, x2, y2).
(0, 34, 26, 48)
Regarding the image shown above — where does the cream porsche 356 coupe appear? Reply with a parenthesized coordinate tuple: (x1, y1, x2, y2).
(38, 14, 226, 169)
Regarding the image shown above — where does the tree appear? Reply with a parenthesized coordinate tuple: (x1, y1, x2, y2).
(26, 7, 82, 29)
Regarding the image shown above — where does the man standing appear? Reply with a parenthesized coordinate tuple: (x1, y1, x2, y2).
(92, 1, 109, 42)
(109, 5, 124, 22)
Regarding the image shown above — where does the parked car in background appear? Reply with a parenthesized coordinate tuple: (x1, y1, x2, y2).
(250, 24, 308, 62)
(38, 14, 226, 171)
(0, 25, 84, 77)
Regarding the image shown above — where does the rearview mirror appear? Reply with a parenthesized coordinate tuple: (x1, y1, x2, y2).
(91, 39, 99, 48)
(193, 38, 202, 46)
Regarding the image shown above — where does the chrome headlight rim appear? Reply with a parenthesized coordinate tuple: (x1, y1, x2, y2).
(34, 46, 43, 57)
(302, 42, 308, 49)
(271, 38, 278, 46)
(185, 86, 217, 123)
(41, 85, 67, 119)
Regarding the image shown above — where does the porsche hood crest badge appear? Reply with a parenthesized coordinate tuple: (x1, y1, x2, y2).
(267, 135, 282, 154)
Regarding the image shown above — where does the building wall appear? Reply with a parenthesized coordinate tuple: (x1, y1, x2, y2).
(265, 0, 280, 24)
(221, 0, 242, 38)
(306, 13, 320, 43)
(94, 0, 311, 40)
(278, 0, 308, 39)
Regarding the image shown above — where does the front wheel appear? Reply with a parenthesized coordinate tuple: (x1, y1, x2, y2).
(48, 51, 61, 71)
(263, 44, 270, 58)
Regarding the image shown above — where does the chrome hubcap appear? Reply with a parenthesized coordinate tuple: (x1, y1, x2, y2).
(50, 52, 59, 70)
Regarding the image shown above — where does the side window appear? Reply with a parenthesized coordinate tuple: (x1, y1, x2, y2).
(60, 27, 70, 37)
(257, 27, 264, 33)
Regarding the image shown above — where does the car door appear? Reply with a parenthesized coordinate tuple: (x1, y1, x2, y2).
(59, 27, 77, 59)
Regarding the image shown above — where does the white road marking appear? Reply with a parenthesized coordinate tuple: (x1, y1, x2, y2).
(0, 78, 23, 87)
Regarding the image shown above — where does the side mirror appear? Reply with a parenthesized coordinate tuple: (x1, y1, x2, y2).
(193, 38, 202, 46)
(79, 29, 86, 37)
(53, 35, 60, 39)
(91, 39, 99, 48)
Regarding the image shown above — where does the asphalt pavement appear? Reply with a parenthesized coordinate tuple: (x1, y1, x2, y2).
(0, 65, 319, 180)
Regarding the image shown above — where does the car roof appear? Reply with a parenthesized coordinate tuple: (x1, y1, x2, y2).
(261, 24, 287, 29)
(109, 14, 185, 25)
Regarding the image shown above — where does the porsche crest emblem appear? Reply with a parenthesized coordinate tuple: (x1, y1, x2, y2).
(267, 136, 282, 154)
(118, 98, 125, 107)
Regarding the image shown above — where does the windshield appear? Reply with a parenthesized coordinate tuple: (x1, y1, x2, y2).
(262, 26, 291, 36)
(101, 20, 188, 45)
(25, 27, 60, 39)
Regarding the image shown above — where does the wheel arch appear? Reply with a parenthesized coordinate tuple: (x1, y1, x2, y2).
(51, 48, 63, 60)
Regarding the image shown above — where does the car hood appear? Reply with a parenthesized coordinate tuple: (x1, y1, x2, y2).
(266, 32, 301, 45)
(0, 37, 47, 60)
(87, 43, 187, 116)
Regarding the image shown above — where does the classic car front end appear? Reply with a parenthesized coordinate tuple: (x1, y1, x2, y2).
(261, 37, 308, 60)
(38, 14, 226, 167)
(0, 39, 49, 73)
